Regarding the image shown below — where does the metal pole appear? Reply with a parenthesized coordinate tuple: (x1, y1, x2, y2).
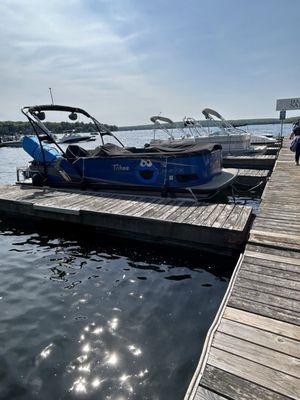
(49, 87, 54, 105)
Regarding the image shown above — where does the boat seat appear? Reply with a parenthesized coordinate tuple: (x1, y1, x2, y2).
(90, 143, 133, 157)
(66, 145, 89, 161)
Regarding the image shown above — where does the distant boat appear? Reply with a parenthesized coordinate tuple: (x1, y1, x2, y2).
(149, 113, 267, 155)
(56, 132, 95, 144)
(19, 104, 238, 200)
(0, 135, 22, 148)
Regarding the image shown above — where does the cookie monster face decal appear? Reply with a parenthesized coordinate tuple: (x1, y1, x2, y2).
(136, 159, 159, 184)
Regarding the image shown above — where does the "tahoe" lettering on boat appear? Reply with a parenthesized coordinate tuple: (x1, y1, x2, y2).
(113, 164, 130, 171)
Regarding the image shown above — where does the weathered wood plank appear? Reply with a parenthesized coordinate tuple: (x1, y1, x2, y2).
(218, 318, 300, 358)
(212, 331, 300, 378)
(195, 386, 227, 400)
(234, 207, 252, 231)
(192, 204, 219, 226)
(160, 201, 185, 221)
(238, 268, 300, 291)
(202, 204, 226, 227)
(242, 262, 300, 281)
(207, 348, 300, 399)
(235, 276, 300, 301)
(250, 230, 300, 244)
(176, 204, 204, 224)
(201, 365, 289, 400)
(164, 201, 194, 222)
(231, 285, 300, 313)
(129, 198, 163, 217)
(244, 251, 300, 267)
(222, 206, 243, 230)
(228, 295, 300, 326)
(246, 244, 300, 259)
(212, 205, 234, 228)
(223, 307, 300, 340)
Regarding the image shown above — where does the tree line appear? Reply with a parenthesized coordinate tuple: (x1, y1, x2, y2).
(0, 121, 118, 137)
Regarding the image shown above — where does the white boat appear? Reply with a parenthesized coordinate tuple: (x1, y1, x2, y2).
(149, 113, 266, 155)
(202, 108, 276, 146)
(56, 132, 95, 144)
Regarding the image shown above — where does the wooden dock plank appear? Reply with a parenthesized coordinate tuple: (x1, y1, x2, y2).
(228, 295, 300, 326)
(244, 250, 300, 266)
(223, 308, 300, 341)
(235, 275, 300, 302)
(218, 318, 300, 358)
(192, 204, 218, 226)
(230, 286, 300, 314)
(238, 268, 300, 291)
(195, 386, 227, 400)
(212, 204, 234, 228)
(212, 331, 300, 378)
(164, 201, 195, 222)
(207, 348, 300, 400)
(200, 365, 288, 400)
(222, 206, 244, 230)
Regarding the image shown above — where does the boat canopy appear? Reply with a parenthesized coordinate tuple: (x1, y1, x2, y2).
(24, 104, 92, 118)
(150, 116, 174, 125)
(202, 108, 224, 121)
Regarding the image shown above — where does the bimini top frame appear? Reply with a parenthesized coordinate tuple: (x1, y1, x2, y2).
(21, 104, 124, 153)
(202, 108, 247, 135)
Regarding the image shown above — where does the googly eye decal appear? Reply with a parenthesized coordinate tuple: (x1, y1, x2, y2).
(146, 160, 152, 167)
(140, 160, 147, 167)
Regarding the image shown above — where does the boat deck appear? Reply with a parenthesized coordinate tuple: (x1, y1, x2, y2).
(0, 184, 252, 255)
(185, 142, 300, 399)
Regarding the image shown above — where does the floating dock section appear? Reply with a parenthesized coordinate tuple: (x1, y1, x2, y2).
(185, 141, 300, 400)
(223, 154, 276, 169)
(0, 185, 252, 255)
(236, 169, 270, 186)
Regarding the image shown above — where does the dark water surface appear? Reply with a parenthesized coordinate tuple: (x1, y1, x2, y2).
(0, 218, 233, 400)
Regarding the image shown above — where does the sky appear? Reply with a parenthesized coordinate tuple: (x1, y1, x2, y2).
(0, 0, 300, 124)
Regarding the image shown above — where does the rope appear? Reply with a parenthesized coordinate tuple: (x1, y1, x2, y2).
(232, 179, 265, 193)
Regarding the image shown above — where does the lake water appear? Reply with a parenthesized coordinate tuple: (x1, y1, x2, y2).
(0, 126, 282, 399)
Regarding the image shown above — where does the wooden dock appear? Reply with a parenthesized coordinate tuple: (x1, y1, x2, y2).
(236, 169, 270, 186)
(185, 141, 300, 399)
(0, 184, 252, 255)
(223, 154, 276, 169)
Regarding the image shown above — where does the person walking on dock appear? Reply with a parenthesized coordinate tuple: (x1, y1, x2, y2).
(290, 121, 300, 165)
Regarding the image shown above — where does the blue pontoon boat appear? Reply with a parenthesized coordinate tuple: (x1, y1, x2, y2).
(19, 105, 237, 199)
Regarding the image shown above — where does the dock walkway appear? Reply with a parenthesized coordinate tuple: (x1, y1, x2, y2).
(185, 142, 300, 400)
(0, 185, 252, 255)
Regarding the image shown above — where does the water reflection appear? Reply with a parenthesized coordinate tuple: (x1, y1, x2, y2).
(40, 343, 54, 359)
(0, 217, 234, 400)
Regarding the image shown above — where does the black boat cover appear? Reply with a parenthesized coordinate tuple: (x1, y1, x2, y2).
(91, 142, 221, 157)
(66, 142, 222, 160)
(147, 142, 222, 154)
